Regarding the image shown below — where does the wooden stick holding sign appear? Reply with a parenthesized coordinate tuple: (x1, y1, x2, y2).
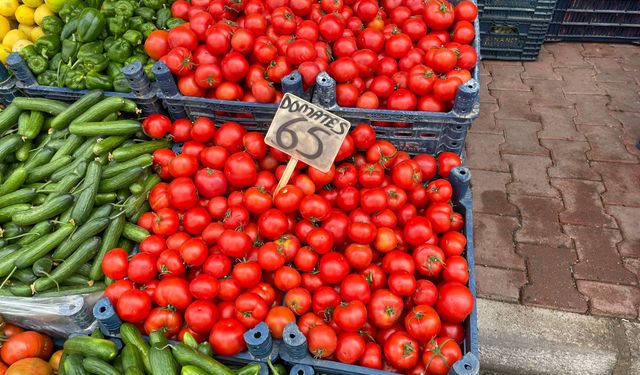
(265, 93, 351, 195)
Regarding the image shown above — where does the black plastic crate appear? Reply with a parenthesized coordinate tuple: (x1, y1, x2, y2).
(546, 0, 640, 43)
(478, 0, 557, 20)
(480, 18, 549, 60)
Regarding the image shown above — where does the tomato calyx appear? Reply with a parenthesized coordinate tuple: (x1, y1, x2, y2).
(402, 341, 416, 358)
(425, 256, 445, 273)
(384, 305, 396, 317)
(424, 338, 453, 369)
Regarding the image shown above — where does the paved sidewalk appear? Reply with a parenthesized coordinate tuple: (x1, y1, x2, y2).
(469, 42, 640, 320)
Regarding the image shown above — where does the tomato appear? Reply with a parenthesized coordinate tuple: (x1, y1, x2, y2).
(1, 324, 23, 338)
(433, 76, 462, 102)
(127, 253, 157, 284)
(368, 76, 393, 99)
(344, 243, 373, 270)
(406, 64, 436, 96)
(242, 187, 271, 215)
(0, 331, 48, 365)
(218, 230, 252, 258)
(336, 83, 359, 107)
(403, 17, 427, 41)
(193, 45, 219, 66)
(339, 274, 371, 304)
(271, 7, 297, 35)
(155, 277, 192, 310)
(412, 243, 444, 277)
(307, 324, 337, 358)
(451, 20, 475, 45)
(425, 47, 457, 74)
(276, 234, 302, 262)
(177, 237, 207, 267)
(310, 286, 340, 317)
(234, 292, 269, 328)
(440, 321, 465, 344)
(318, 13, 344, 41)
(455, 0, 478, 22)
(104, 279, 134, 305)
(185, 300, 219, 334)
(168, 154, 198, 178)
(232, 261, 262, 289)
(335, 332, 366, 364)
(138, 235, 165, 258)
(346, 221, 375, 245)
(256, 242, 285, 271)
(382, 331, 419, 370)
(167, 178, 197, 211)
(144, 30, 170, 61)
(358, 342, 383, 369)
(117, 289, 152, 323)
(422, 337, 463, 375)
(298, 195, 331, 222)
(213, 122, 246, 153)
(442, 255, 469, 285)
(274, 266, 302, 291)
(333, 163, 357, 189)
(440, 231, 466, 258)
(424, 0, 455, 30)
(284, 287, 312, 315)
(265, 306, 296, 339)
(210, 318, 247, 356)
(436, 151, 462, 178)
(101, 248, 128, 280)
(224, 152, 257, 188)
(293, 246, 318, 273)
(297, 313, 324, 336)
(387, 88, 417, 110)
(318, 252, 350, 285)
(142, 114, 171, 139)
(368, 289, 403, 329)
(165, 47, 195, 76)
(258, 208, 289, 240)
(385, 32, 413, 60)
(144, 308, 183, 337)
(388, 271, 417, 296)
(436, 283, 474, 323)
(456, 44, 477, 70)
(168, 25, 199, 50)
(357, 163, 384, 188)
(215, 82, 243, 100)
(170, 119, 193, 142)
(404, 305, 441, 343)
(205, 27, 231, 55)
(403, 216, 433, 246)
(306, 227, 334, 254)
(220, 52, 249, 83)
(192, 169, 226, 200)
(156, 248, 186, 278)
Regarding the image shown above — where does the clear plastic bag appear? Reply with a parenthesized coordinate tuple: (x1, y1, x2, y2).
(0, 292, 102, 338)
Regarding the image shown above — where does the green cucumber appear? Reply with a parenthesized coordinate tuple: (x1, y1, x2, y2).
(120, 323, 152, 374)
(76, 262, 92, 277)
(102, 154, 154, 179)
(13, 97, 68, 115)
(64, 336, 118, 362)
(121, 345, 145, 374)
(50, 157, 89, 183)
(171, 344, 235, 375)
(129, 183, 143, 195)
(18, 221, 53, 246)
(0, 244, 20, 258)
(181, 366, 210, 375)
(73, 136, 100, 159)
(7, 282, 32, 296)
(16, 139, 32, 161)
(0, 188, 37, 208)
(88, 212, 124, 280)
(98, 167, 144, 193)
(125, 368, 145, 375)
(44, 162, 86, 203)
(70, 161, 102, 225)
(2, 222, 24, 239)
(19, 111, 45, 140)
(26, 155, 73, 183)
(17, 112, 30, 137)
(0, 204, 30, 223)
(0, 134, 24, 163)
(82, 357, 121, 375)
(122, 222, 149, 242)
(0, 167, 27, 195)
(13, 222, 75, 269)
(14, 268, 37, 284)
(124, 173, 160, 219)
(93, 135, 130, 156)
(0, 104, 22, 133)
(72, 97, 128, 124)
(32, 193, 46, 205)
(52, 217, 109, 260)
(103, 113, 119, 121)
(87, 204, 113, 221)
(149, 342, 178, 375)
(112, 140, 171, 162)
(63, 353, 89, 375)
(32, 256, 53, 276)
(61, 274, 92, 286)
(51, 90, 104, 130)
(37, 282, 105, 296)
(23, 148, 55, 170)
(12, 194, 74, 226)
(0, 248, 23, 276)
(121, 99, 139, 113)
(117, 238, 133, 251)
(70, 120, 141, 136)
(51, 134, 84, 161)
(95, 193, 117, 205)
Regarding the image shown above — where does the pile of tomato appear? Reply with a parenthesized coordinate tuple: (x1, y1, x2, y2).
(100, 115, 474, 375)
(144, 0, 478, 112)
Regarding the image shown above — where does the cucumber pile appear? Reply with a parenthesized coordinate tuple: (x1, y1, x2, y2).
(0, 91, 167, 297)
(59, 324, 258, 375)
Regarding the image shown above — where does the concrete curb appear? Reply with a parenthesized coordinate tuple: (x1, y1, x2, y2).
(476, 298, 640, 374)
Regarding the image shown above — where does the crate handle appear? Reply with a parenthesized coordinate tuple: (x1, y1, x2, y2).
(450, 166, 471, 202)
(244, 322, 274, 359)
(93, 297, 123, 337)
(289, 364, 315, 375)
(282, 71, 304, 98)
(6, 53, 37, 86)
(122, 61, 153, 98)
(281, 323, 308, 360)
(451, 352, 480, 375)
(453, 79, 480, 116)
(312, 72, 337, 109)
(489, 25, 519, 35)
(153, 61, 180, 97)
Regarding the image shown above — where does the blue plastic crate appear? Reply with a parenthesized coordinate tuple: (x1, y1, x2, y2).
(478, 0, 557, 20)
(480, 18, 550, 60)
(0, 64, 17, 106)
(4, 53, 165, 115)
(546, 0, 640, 43)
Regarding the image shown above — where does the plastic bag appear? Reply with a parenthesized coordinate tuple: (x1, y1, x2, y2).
(0, 292, 102, 338)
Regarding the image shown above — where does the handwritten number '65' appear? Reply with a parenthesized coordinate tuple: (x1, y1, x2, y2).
(275, 118, 331, 160)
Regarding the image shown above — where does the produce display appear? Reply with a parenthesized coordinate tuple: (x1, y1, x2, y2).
(92, 116, 474, 374)
(0, 317, 63, 374)
(0, 0, 59, 64)
(15, 0, 179, 90)
(155, 0, 478, 111)
(0, 92, 163, 297)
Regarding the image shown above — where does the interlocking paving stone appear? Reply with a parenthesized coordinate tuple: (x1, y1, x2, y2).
(556, 67, 607, 95)
(465, 133, 509, 172)
(469, 169, 518, 216)
(475, 266, 526, 303)
(541, 140, 601, 180)
(577, 280, 640, 319)
(474, 213, 525, 270)
(470, 102, 502, 134)
(510, 195, 572, 248)
(591, 162, 640, 207)
(606, 205, 640, 258)
(580, 125, 639, 163)
(551, 179, 618, 228)
(598, 82, 640, 112)
(499, 120, 548, 156)
(492, 90, 539, 122)
(566, 94, 621, 127)
(526, 79, 575, 108)
(503, 154, 559, 198)
(537, 106, 586, 141)
(546, 43, 591, 68)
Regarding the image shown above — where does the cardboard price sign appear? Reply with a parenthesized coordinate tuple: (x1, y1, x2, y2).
(265, 93, 350, 173)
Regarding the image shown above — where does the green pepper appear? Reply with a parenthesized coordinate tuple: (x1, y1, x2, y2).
(59, 0, 85, 22)
(107, 40, 132, 63)
(114, 0, 136, 18)
(34, 35, 61, 59)
(61, 39, 79, 62)
(85, 71, 113, 90)
(107, 62, 123, 78)
(142, 0, 163, 10)
(107, 16, 128, 36)
(81, 54, 109, 73)
(102, 37, 115, 52)
(37, 71, 58, 86)
(86, 0, 105, 8)
(137, 22, 157, 38)
(100, 0, 116, 17)
(61, 18, 78, 40)
(112, 73, 131, 93)
(27, 55, 48, 75)
(128, 16, 144, 31)
(267, 360, 286, 375)
(155, 8, 171, 29)
(48, 53, 63, 70)
(64, 68, 86, 89)
(77, 8, 106, 43)
(166, 17, 186, 29)
(19, 44, 37, 60)
(143, 63, 155, 80)
(197, 342, 213, 357)
(237, 363, 261, 375)
(125, 55, 147, 66)
(122, 30, 142, 46)
(77, 41, 104, 60)
(135, 7, 156, 21)
(41, 16, 64, 35)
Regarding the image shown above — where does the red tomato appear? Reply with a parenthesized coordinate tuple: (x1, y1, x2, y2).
(284, 287, 312, 315)
(422, 337, 463, 375)
(385, 33, 412, 59)
(232, 261, 263, 289)
(424, 0, 455, 30)
(101, 248, 128, 280)
(104, 279, 134, 305)
(218, 230, 252, 258)
(435, 283, 474, 323)
(235, 292, 269, 328)
(307, 324, 337, 358)
(265, 306, 296, 339)
(318, 13, 344, 41)
(318, 252, 350, 285)
(164, 47, 195, 76)
(384, 331, 420, 370)
(144, 307, 183, 337)
(116, 289, 152, 323)
(437, 151, 462, 178)
(209, 318, 247, 356)
(433, 76, 462, 102)
(144, 30, 169, 60)
(168, 25, 198, 50)
(455, 1, 478, 22)
(185, 300, 219, 334)
(404, 305, 441, 343)
(368, 289, 403, 329)
(142, 114, 171, 139)
(335, 332, 366, 364)
(413, 279, 439, 306)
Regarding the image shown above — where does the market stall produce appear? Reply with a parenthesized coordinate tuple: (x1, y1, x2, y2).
(0, 317, 62, 374)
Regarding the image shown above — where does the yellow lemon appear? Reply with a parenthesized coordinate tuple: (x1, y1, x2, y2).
(0, 15, 9, 41)
(22, 0, 43, 8)
(2, 29, 27, 48)
(11, 38, 32, 52)
(18, 23, 34, 35)
(15, 5, 35, 26)
(33, 4, 53, 25)
(0, 43, 11, 64)
(44, 0, 64, 13)
(30, 25, 43, 41)
(0, 0, 18, 18)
